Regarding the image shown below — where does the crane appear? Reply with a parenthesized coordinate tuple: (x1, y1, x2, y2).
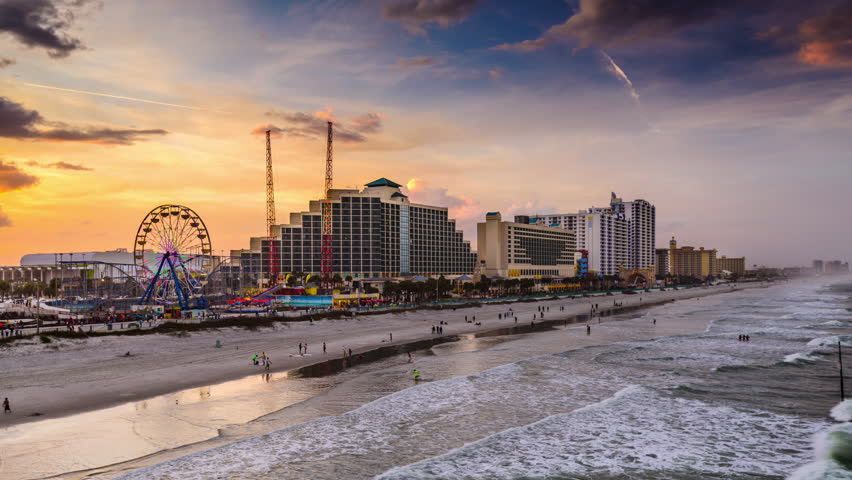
(266, 130, 278, 286)
(320, 121, 333, 289)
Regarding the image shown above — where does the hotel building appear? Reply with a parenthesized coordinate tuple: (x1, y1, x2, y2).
(528, 192, 654, 276)
(718, 256, 746, 277)
(668, 237, 717, 278)
(609, 194, 656, 271)
(478, 213, 576, 279)
(232, 178, 476, 281)
(655, 248, 670, 277)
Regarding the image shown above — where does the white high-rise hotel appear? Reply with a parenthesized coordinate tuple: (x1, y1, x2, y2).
(529, 193, 655, 276)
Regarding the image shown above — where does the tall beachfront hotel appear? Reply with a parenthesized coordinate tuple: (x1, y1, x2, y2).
(528, 193, 655, 276)
(232, 178, 476, 282)
(609, 193, 656, 271)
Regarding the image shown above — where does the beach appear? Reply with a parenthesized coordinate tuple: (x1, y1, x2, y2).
(0, 282, 799, 480)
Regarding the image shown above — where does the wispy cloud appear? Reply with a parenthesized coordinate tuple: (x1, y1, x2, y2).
(397, 56, 442, 69)
(0, 206, 12, 228)
(383, 0, 482, 34)
(46, 161, 94, 171)
(252, 108, 383, 143)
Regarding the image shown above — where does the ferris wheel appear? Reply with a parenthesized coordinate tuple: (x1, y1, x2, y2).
(134, 205, 212, 309)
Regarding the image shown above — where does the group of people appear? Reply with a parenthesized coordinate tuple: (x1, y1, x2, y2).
(738, 334, 751, 342)
(1, 322, 23, 337)
(431, 324, 445, 334)
(252, 352, 272, 370)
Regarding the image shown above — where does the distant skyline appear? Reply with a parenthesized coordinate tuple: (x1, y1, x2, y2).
(1, 0, 851, 267)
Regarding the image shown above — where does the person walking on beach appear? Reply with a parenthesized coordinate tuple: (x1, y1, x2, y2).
(299, 342, 302, 354)
(323, 341, 327, 354)
(3, 397, 9, 414)
(408, 352, 412, 362)
(587, 325, 591, 335)
(413, 369, 420, 381)
(389, 332, 393, 342)
(653, 318, 657, 325)
(264, 357, 271, 370)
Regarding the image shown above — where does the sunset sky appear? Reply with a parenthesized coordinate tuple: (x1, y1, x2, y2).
(1, 0, 851, 267)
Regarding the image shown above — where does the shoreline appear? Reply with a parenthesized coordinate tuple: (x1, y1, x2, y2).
(0, 285, 766, 429)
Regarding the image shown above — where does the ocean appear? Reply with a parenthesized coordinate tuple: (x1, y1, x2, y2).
(116, 279, 852, 480)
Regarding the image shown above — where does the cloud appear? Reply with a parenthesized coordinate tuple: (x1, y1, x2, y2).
(253, 108, 383, 143)
(397, 56, 441, 69)
(0, 206, 12, 227)
(0, 97, 168, 145)
(0, 0, 94, 58)
(0, 159, 39, 193)
(0, 57, 14, 68)
(46, 161, 93, 171)
(494, 0, 738, 52)
(383, 0, 481, 33)
(493, 37, 553, 53)
(350, 112, 384, 134)
(488, 68, 503, 80)
(405, 177, 480, 227)
(795, 4, 852, 67)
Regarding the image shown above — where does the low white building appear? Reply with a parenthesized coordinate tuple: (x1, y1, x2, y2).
(0, 249, 139, 283)
(477, 212, 576, 279)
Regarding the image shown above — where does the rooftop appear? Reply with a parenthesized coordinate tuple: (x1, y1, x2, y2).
(365, 178, 402, 188)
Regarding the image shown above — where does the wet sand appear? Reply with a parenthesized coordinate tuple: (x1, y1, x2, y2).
(0, 284, 765, 480)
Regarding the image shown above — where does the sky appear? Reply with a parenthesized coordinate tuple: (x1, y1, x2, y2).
(1, 0, 851, 268)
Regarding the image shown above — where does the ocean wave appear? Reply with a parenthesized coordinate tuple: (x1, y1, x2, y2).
(378, 386, 824, 480)
(712, 364, 759, 373)
(808, 336, 852, 349)
(781, 351, 821, 365)
(787, 403, 852, 480)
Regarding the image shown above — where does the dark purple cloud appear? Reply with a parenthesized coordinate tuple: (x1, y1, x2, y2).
(0, 0, 95, 58)
(383, 0, 481, 32)
(0, 96, 168, 145)
(496, 0, 742, 51)
(0, 159, 39, 193)
(252, 109, 381, 143)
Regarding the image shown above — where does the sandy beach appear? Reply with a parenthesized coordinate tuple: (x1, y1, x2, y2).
(0, 283, 768, 480)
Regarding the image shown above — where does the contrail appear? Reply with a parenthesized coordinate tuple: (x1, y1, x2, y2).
(600, 51, 640, 103)
(22, 82, 201, 110)
(599, 50, 660, 133)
